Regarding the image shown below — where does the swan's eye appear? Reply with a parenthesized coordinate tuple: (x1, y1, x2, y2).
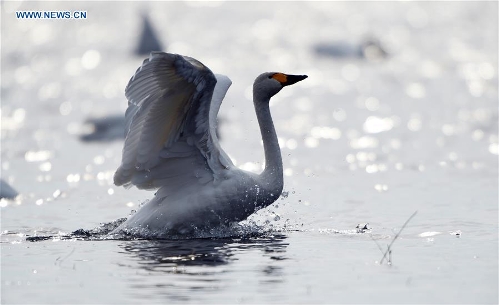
(268, 75, 273, 79)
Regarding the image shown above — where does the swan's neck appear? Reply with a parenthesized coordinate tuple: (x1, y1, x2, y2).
(254, 97, 283, 193)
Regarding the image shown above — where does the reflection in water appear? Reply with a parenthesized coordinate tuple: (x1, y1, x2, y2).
(120, 234, 288, 271)
(118, 234, 288, 301)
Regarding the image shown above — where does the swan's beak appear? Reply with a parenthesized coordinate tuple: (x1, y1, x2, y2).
(281, 74, 308, 87)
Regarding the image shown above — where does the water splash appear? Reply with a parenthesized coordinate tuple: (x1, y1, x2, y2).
(22, 215, 292, 242)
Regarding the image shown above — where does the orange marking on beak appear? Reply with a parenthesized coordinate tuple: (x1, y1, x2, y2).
(272, 73, 288, 83)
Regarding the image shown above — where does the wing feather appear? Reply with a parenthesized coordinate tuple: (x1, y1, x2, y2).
(114, 52, 233, 190)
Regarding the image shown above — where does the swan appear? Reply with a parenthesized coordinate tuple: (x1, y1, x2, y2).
(111, 52, 307, 237)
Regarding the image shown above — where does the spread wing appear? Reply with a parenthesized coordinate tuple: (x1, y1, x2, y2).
(114, 52, 233, 190)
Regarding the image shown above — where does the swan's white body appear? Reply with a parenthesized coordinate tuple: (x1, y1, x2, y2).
(111, 52, 306, 237)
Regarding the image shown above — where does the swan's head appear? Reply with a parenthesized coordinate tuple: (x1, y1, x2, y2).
(253, 72, 308, 101)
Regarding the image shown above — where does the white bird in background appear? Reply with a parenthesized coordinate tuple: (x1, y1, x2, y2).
(111, 52, 307, 237)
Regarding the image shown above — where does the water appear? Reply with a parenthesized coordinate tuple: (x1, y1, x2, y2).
(1, 1, 498, 304)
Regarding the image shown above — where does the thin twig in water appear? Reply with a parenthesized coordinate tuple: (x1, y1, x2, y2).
(370, 234, 385, 255)
(55, 247, 76, 266)
(378, 211, 418, 265)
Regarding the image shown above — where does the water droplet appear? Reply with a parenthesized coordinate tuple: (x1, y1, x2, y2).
(374, 184, 389, 192)
(304, 137, 319, 148)
(442, 124, 456, 136)
(366, 164, 379, 174)
(406, 82, 426, 99)
(489, 143, 499, 155)
(286, 139, 298, 150)
(81, 50, 101, 70)
(25, 150, 53, 162)
(93, 155, 105, 165)
(363, 116, 393, 134)
(351, 136, 379, 149)
(66, 174, 81, 183)
(59, 102, 72, 116)
(472, 129, 484, 141)
(38, 162, 52, 172)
